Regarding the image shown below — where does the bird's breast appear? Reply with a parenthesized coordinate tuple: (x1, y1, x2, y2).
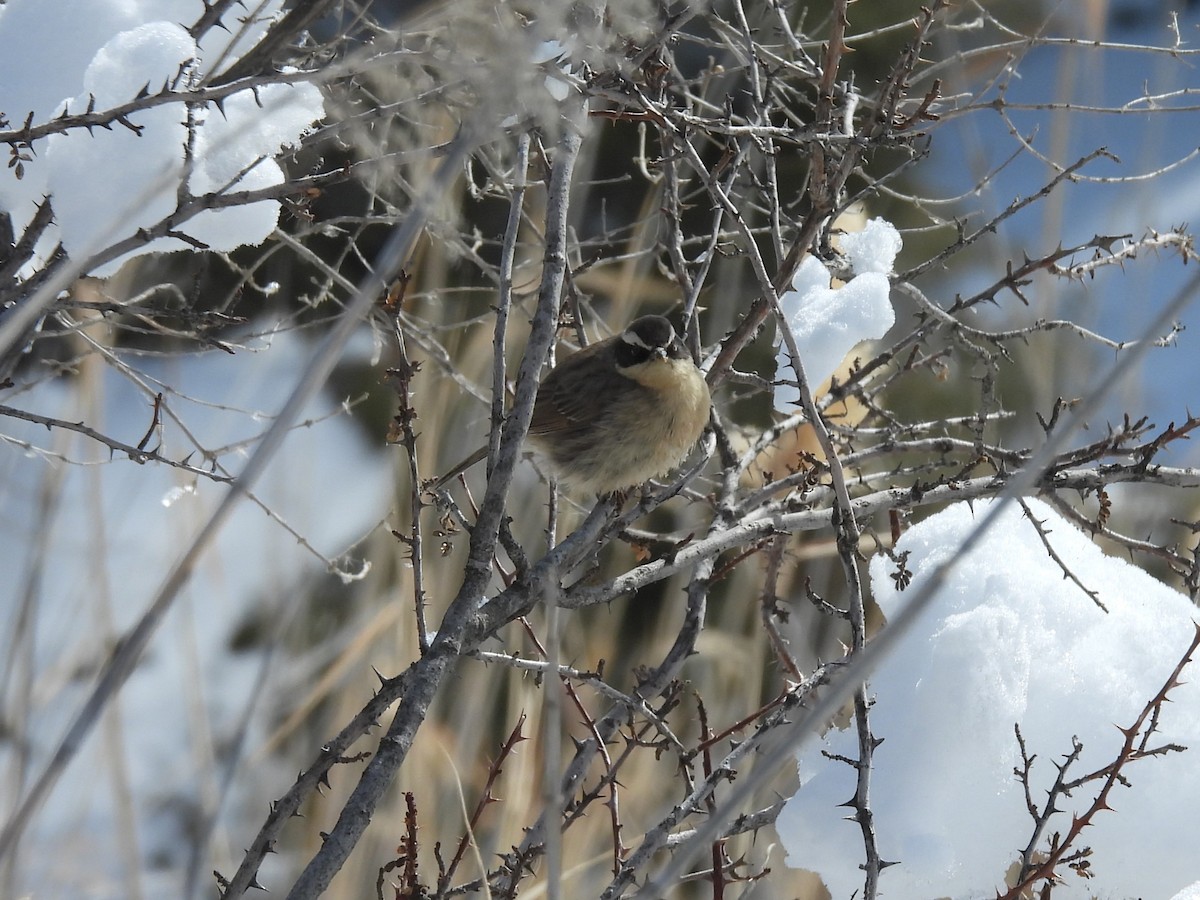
(619, 358, 710, 454)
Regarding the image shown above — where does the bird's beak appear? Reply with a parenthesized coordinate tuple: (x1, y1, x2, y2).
(653, 347, 668, 360)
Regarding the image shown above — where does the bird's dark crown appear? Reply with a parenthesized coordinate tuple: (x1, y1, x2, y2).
(616, 315, 687, 367)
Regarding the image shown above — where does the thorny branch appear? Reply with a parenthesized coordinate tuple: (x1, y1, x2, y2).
(1002, 625, 1200, 898)
(383, 274, 430, 654)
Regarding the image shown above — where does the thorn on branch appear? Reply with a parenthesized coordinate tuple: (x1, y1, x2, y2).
(135, 392, 164, 453)
(805, 576, 850, 619)
(115, 113, 145, 136)
(1036, 396, 1080, 436)
(163, 228, 210, 250)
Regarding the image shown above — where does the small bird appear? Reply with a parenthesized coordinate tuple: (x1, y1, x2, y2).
(433, 315, 711, 494)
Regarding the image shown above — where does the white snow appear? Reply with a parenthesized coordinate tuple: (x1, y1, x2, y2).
(778, 497, 1200, 898)
(44, 22, 199, 262)
(0, 0, 324, 275)
(840, 216, 904, 275)
(775, 218, 900, 409)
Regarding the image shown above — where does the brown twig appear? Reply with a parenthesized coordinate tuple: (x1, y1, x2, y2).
(1001, 624, 1200, 897)
(435, 713, 528, 896)
(383, 273, 430, 654)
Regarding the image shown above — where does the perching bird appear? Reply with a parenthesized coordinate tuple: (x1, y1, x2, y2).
(433, 315, 711, 495)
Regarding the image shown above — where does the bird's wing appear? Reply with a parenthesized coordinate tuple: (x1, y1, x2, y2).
(529, 341, 623, 437)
